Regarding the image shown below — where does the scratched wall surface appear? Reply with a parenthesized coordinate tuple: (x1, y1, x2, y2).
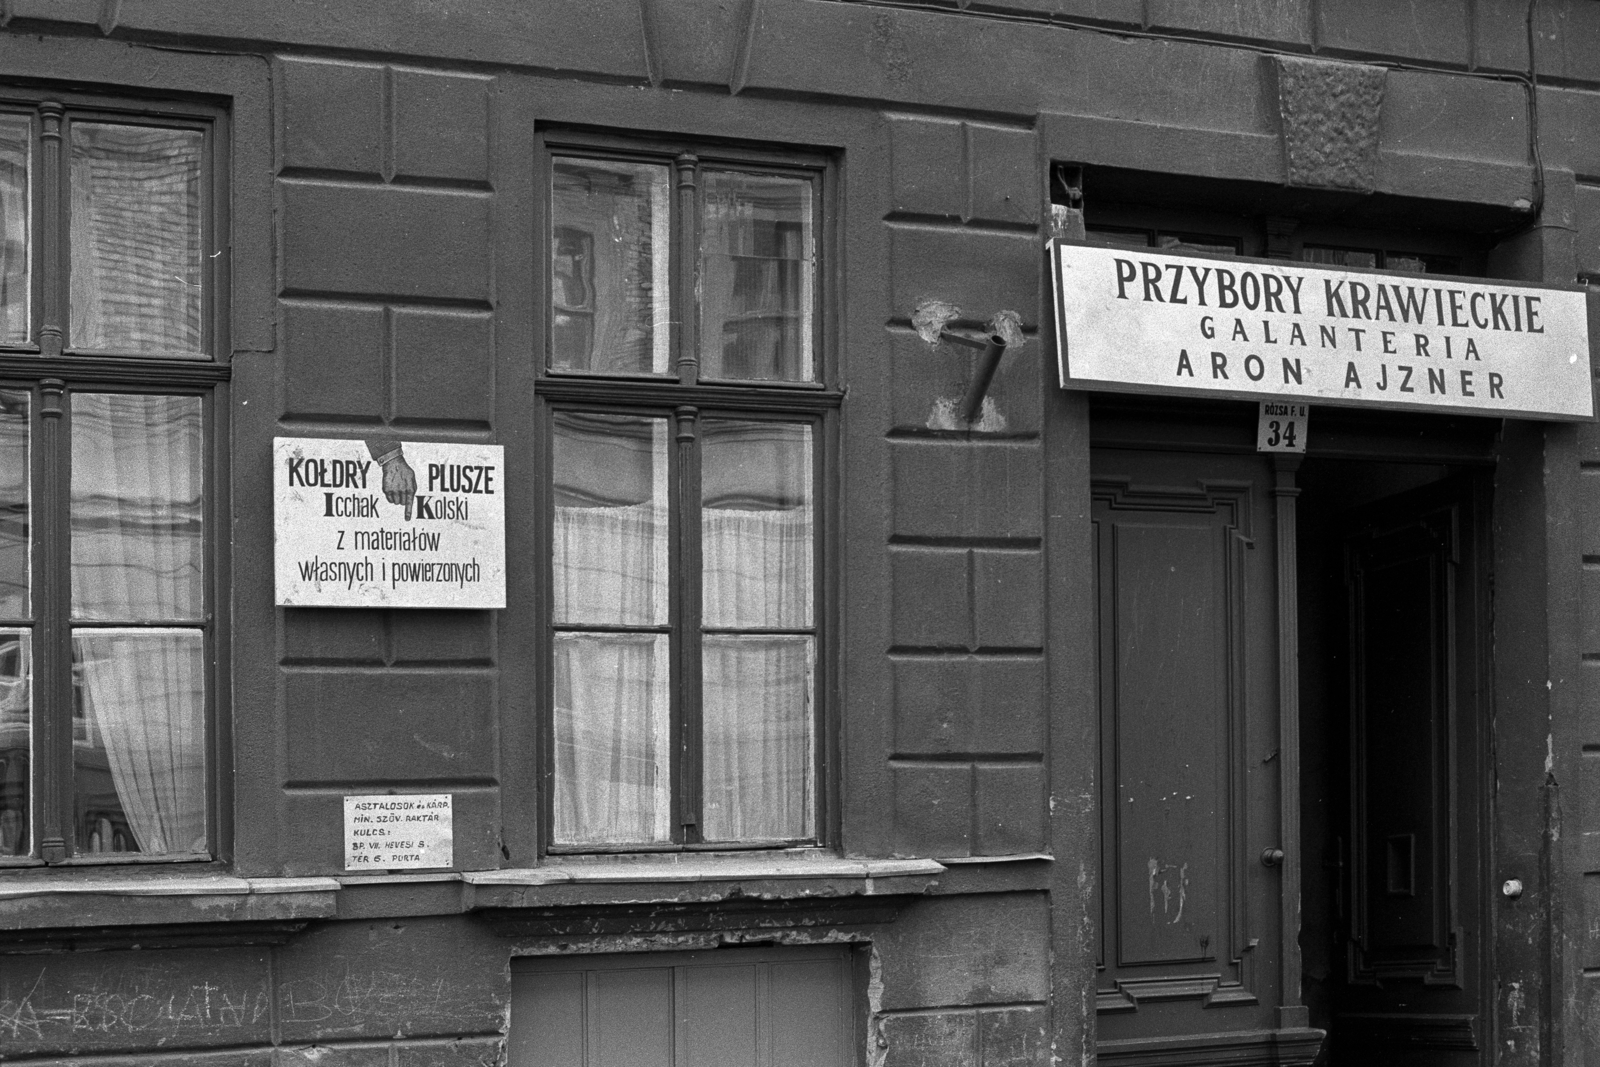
(1578, 411, 1600, 1060)
(872, 894, 1051, 1067)
(260, 54, 506, 877)
(0, 949, 273, 1055)
(0, 920, 508, 1062)
(881, 114, 1049, 864)
(1531, 65, 1600, 1065)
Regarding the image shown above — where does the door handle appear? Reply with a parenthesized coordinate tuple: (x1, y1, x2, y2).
(1260, 847, 1285, 868)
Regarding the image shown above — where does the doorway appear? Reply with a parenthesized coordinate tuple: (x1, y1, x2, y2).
(1297, 461, 1490, 1063)
(1089, 399, 1494, 1066)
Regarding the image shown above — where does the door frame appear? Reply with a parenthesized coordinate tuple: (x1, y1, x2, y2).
(1072, 396, 1513, 1064)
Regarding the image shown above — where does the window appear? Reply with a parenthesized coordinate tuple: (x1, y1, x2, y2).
(1301, 245, 1461, 276)
(1089, 226, 1470, 276)
(0, 93, 222, 865)
(540, 135, 832, 850)
(1087, 226, 1243, 258)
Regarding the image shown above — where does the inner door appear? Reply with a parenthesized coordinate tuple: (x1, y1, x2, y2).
(1092, 443, 1316, 1063)
(1325, 476, 1489, 1062)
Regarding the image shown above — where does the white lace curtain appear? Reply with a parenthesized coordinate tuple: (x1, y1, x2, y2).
(68, 123, 203, 355)
(552, 446, 814, 845)
(70, 393, 206, 856)
(0, 115, 28, 347)
(74, 631, 206, 854)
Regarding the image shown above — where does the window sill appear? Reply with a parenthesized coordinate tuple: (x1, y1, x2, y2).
(0, 874, 340, 937)
(462, 853, 946, 911)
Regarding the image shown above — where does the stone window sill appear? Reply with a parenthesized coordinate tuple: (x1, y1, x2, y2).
(0, 875, 341, 949)
(0, 852, 1040, 936)
(462, 854, 946, 910)
(0, 874, 340, 903)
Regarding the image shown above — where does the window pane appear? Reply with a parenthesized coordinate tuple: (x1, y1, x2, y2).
(702, 420, 813, 629)
(69, 123, 203, 355)
(1086, 227, 1152, 250)
(0, 628, 28, 857)
(551, 158, 670, 375)
(700, 171, 815, 382)
(0, 114, 30, 346)
(71, 393, 204, 622)
(553, 413, 668, 627)
(1156, 232, 1241, 257)
(553, 632, 671, 845)
(71, 628, 206, 856)
(0, 390, 27, 618)
(1303, 246, 1379, 269)
(702, 634, 814, 842)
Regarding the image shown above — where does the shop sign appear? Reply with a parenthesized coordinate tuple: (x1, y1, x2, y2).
(344, 793, 453, 870)
(274, 436, 506, 608)
(1051, 241, 1594, 420)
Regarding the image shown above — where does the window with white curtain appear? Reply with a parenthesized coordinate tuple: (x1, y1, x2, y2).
(543, 136, 831, 849)
(0, 93, 220, 865)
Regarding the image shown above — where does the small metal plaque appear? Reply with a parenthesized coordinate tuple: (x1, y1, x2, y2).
(1256, 400, 1308, 453)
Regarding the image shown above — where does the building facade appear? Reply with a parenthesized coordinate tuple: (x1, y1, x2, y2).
(0, 3, 1597, 1066)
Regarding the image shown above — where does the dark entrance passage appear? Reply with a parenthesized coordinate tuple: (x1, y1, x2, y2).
(1298, 463, 1490, 1065)
(1090, 399, 1495, 1066)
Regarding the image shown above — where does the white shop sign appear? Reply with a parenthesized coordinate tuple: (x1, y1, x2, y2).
(344, 794, 453, 871)
(274, 436, 506, 608)
(1051, 241, 1594, 421)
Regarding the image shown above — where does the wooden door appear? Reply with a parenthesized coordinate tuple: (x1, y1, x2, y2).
(1331, 479, 1488, 1061)
(1091, 447, 1320, 1064)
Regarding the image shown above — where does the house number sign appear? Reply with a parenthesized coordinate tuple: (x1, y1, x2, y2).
(1256, 401, 1308, 454)
(1051, 240, 1594, 420)
(274, 436, 507, 608)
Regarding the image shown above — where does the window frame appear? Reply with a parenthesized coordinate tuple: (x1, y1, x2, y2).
(58, 110, 218, 360)
(0, 87, 229, 868)
(1081, 199, 1489, 277)
(535, 129, 841, 855)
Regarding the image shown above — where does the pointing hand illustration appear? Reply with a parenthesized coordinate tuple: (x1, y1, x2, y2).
(366, 439, 417, 520)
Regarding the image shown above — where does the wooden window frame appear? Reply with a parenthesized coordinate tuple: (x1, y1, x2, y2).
(1081, 203, 1488, 278)
(0, 88, 230, 868)
(535, 129, 842, 854)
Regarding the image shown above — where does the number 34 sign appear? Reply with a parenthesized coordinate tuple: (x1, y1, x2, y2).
(1257, 401, 1308, 454)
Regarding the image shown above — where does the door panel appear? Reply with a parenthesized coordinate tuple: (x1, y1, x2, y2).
(1333, 479, 1487, 1062)
(1107, 515, 1236, 972)
(1092, 448, 1311, 1060)
(1350, 527, 1455, 980)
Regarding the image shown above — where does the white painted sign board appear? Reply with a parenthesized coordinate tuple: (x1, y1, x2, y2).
(1051, 241, 1594, 420)
(344, 793, 453, 870)
(275, 437, 506, 608)
(1256, 401, 1308, 453)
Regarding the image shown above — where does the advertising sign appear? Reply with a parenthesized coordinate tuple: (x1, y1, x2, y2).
(344, 794, 453, 871)
(1051, 241, 1593, 420)
(274, 436, 506, 608)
